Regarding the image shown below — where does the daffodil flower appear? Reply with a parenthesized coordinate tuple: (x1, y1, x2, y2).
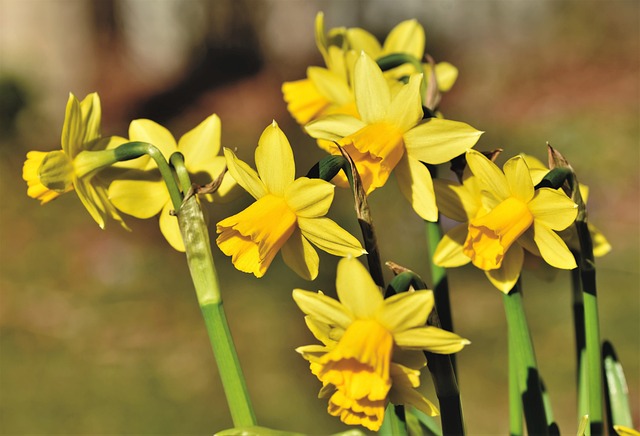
(292, 256, 469, 431)
(435, 150, 578, 292)
(216, 121, 364, 280)
(282, 13, 458, 126)
(305, 52, 482, 221)
(22, 92, 128, 229)
(108, 114, 236, 251)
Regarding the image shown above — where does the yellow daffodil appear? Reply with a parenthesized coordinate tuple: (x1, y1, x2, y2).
(305, 52, 482, 221)
(523, 154, 611, 257)
(435, 150, 578, 293)
(216, 121, 364, 280)
(22, 92, 128, 229)
(293, 257, 469, 431)
(108, 114, 236, 251)
(282, 13, 458, 126)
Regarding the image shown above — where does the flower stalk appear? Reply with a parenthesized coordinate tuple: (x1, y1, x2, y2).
(171, 155, 256, 427)
(503, 281, 550, 436)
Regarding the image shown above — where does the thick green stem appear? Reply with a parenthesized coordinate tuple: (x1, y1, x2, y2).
(574, 220, 604, 435)
(503, 283, 550, 436)
(177, 195, 256, 427)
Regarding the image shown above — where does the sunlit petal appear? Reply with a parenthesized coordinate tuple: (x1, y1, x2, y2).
(485, 244, 524, 293)
(223, 148, 267, 200)
(433, 224, 472, 267)
(466, 150, 510, 200)
(504, 155, 534, 202)
(308, 67, 352, 106)
(395, 154, 437, 221)
(529, 188, 578, 230)
(178, 114, 221, 173)
(298, 217, 365, 257)
(336, 257, 382, 318)
(404, 118, 482, 164)
(281, 228, 320, 281)
(377, 290, 434, 332)
(255, 121, 295, 196)
(292, 289, 353, 329)
(385, 74, 423, 132)
(533, 222, 577, 269)
(109, 178, 168, 219)
(394, 326, 470, 353)
(354, 52, 390, 124)
(128, 119, 178, 164)
(305, 114, 367, 142)
(382, 19, 425, 59)
(159, 201, 184, 252)
(285, 177, 335, 217)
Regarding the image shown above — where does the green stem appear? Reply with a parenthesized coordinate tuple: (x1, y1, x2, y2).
(508, 326, 523, 436)
(503, 282, 550, 436)
(574, 220, 604, 435)
(572, 265, 590, 433)
(169, 152, 192, 195)
(113, 141, 182, 210)
(177, 195, 256, 426)
(171, 156, 256, 427)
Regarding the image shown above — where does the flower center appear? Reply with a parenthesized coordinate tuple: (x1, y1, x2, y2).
(340, 122, 405, 194)
(463, 196, 533, 270)
(216, 194, 297, 277)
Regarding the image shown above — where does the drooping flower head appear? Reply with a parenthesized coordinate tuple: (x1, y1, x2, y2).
(435, 150, 579, 292)
(305, 52, 482, 221)
(108, 114, 237, 252)
(293, 256, 469, 430)
(216, 121, 364, 280)
(22, 92, 128, 229)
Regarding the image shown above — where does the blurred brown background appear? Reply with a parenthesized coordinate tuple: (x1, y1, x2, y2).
(1, 1, 638, 434)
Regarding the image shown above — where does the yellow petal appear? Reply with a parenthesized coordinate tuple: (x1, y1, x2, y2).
(590, 223, 612, 257)
(434, 178, 477, 222)
(223, 148, 267, 200)
(504, 155, 534, 202)
(529, 188, 578, 231)
(394, 326, 470, 353)
(255, 121, 295, 196)
(297, 216, 365, 257)
(285, 177, 334, 218)
(354, 52, 390, 124)
(159, 201, 185, 252)
(433, 224, 472, 267)
(178, 114, 221, 173)
(305, 114, 367, 142)
(61, 93, 83, 156)
(282, 78, 330, 125)
(377, 290, 434, 333)
(108, 178, 168, 218)
(73, 178, 106, 229)
(79, 92, 101, 145)
(389, 366, 439, 417)
(292, 289, 352, 329)
(385, 73, 423, 132)
(281, 228, 320, 280)
(336, 257, 382, 319)
(521, 154, 549, 185)
(395, 154, 437, 221)
(433, 62, 459, 92)
(485, 244, 524, 293)
(346, 27, 381, 57)
(533, 222, 577, 269)
(465, 149, 510, 200)
(404, 118, 483, 165)
(308, 66, 352, 106)
(128, 119, 178, 167)
(382, 19, 425, 59)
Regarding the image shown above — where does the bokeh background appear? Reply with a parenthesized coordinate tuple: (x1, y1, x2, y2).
(1, 1, 638, 434)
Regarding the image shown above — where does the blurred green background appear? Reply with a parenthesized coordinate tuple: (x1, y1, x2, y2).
(1, 1, 638, 434)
